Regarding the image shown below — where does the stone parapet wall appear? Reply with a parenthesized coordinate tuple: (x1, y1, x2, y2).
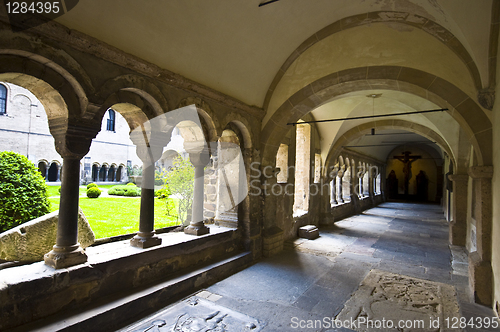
(0, 227, 242, 331)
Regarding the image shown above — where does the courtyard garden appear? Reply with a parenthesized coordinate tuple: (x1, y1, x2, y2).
(1, 152, 192, 240)
(48, 184, 180, 239)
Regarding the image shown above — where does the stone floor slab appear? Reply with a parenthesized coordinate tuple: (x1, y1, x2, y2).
(336, 269, 461, 332)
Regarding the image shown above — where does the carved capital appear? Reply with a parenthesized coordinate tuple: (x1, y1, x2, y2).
(447, 174, 468, 182)
(50, 120, 100, 159)
(189, 149, 211, 167)
(468, 166, 493, 179)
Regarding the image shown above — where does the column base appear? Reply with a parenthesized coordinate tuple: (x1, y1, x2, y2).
(130, 233, 162, 249)
(44, 244, 88, 269)
(184, 224, 210, 236)
(469, 252, 493, 306)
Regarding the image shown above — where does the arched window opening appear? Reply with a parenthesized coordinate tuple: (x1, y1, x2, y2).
(106, 109, 116, 132)
(362, 171, 369, 197)
(48, 162, 59, 182)
(99, 165, 107, 181)
(293, 123, 311, 215)
(116, 165, 123, 182)
(108, 165, 116, 181)
(92, 164, 99, 182)
(38, 161, 47, 180)
(214, 129, 244, 228)
(276, 144, 288, 183)
(0, 84, 7, 115)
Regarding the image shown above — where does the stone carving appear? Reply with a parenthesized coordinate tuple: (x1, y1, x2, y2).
(172, 310, 227, 331)
(477, 88, 495, 110)
(337, 270, 461, 332)
(0, 207, 95, 262)
(125, 297, 264, 332)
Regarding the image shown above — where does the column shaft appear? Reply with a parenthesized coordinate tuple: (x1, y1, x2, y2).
(448, 174, 468, 246)
(44, 157, 87, 268)
(331, 177, 337, 205)
(185, 163, 209, 235)
(57, 158, 80, 247)
(131, 162, 162, 248)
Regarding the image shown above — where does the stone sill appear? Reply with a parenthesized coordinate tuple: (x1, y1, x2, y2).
(331, 200, 352, 208)
(0, 225, 247, 331)
(0, 224, 236, 287)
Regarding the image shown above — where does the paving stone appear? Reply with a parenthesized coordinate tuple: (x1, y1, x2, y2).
(123, 202, 480, 332)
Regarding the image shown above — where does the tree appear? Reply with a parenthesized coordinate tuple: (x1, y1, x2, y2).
(0, 151, 51, 232)
(163, 156, 194, 224)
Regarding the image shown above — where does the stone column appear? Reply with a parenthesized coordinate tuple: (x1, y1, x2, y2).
(448, 174, 468, 246)
(351, 165, 360, 214)
(330, 176, 337, 205)
(337, 168, 344, 203)
(468, 166, 493, 306)
(44, 124, 99, 269)
(44, 157, 87, 268)
(130, 142, 164, 248)
(184, 150, 211, 236)
(241, 148, 252, 250)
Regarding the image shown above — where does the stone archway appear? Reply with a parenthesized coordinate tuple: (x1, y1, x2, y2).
(262, 11, 484, 111)
(262, 66, 491, 168)
(324, 119, 455, 171)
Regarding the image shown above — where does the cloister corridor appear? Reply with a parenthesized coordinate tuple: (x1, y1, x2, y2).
(116, 202, 497, 332)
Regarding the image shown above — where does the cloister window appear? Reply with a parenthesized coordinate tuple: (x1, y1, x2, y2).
(276, 144, 288, 183)
(106, 109, 116, 131)
(0, 84, 7, 115)
(363, 171, 369, 196)
(293, 123, 311, 214)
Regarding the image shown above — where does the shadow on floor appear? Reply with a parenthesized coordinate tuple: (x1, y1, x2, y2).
(122, 202, 498, 332)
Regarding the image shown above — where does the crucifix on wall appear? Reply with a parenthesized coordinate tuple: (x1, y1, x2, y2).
(394, 151, 421, 196)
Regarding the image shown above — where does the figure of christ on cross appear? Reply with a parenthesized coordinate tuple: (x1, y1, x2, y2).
(394, 151, 422, 196)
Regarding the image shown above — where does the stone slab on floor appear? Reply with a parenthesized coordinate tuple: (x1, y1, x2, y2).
(121, 297, 265, 331)
(298, 225, 319, 239)
(337, 269, 461, 332)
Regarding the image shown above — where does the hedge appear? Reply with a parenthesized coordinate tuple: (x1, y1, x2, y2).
(0, 151, 50, 232)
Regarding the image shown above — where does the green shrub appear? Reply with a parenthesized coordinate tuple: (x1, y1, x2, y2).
(124, 189, 138, 197)
(155, 186, 171, 199)
(0, 151, 51, 232)
(127, 182, 136, 186)
(106, 184, 139, 196)
(87, 183, 97, 189)
(87, 187, 101, 198)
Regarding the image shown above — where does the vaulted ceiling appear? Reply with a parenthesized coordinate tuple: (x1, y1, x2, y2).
(54, 0, 495, 164)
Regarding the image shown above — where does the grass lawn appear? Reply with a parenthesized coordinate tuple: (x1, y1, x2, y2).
(49, 196, 181, 239)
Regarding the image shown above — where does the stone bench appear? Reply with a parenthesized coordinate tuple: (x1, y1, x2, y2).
(298, 225, 319, 239)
